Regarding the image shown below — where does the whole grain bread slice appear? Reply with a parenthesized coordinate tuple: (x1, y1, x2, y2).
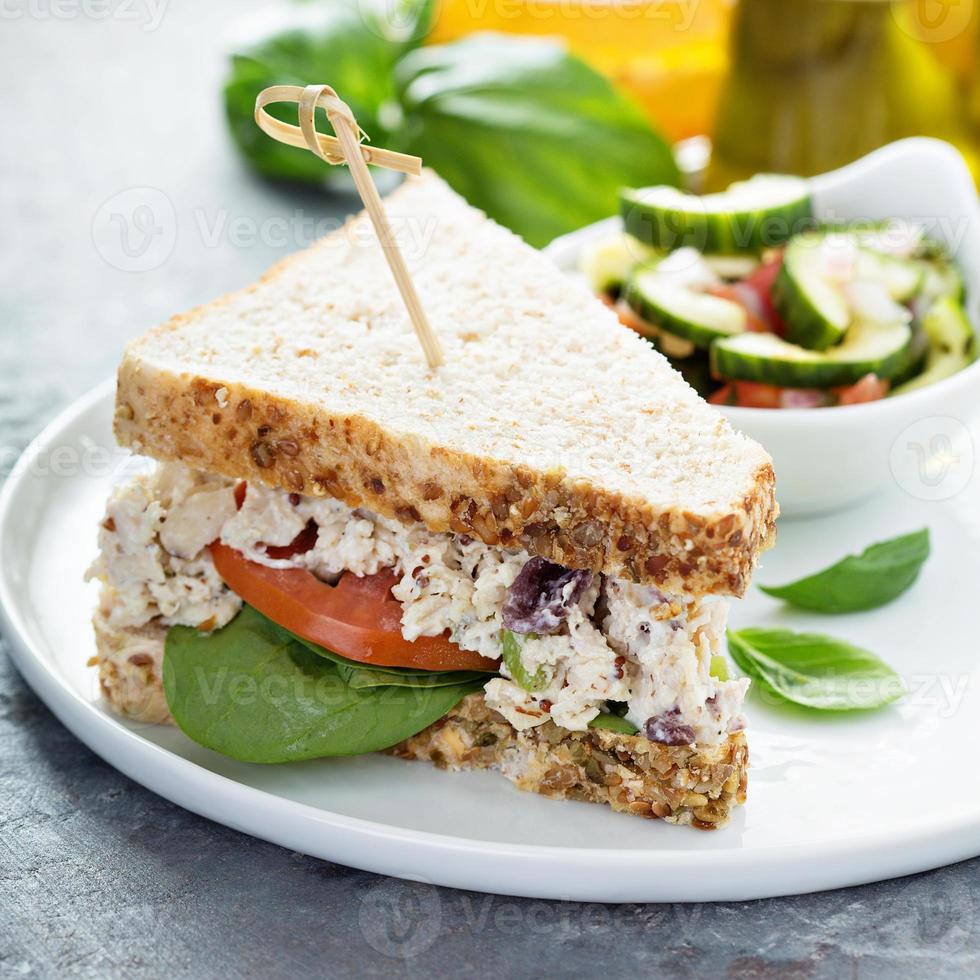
(391, 693, 748, 829)
(114, 171, 776, 597)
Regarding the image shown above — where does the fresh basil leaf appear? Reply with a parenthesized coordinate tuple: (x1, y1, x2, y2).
(394, 34, 679, 247)
(760, 528, 930, 613)
(223, 0, 433, 185)
(501, 629, 548, 692)
(727, 627, 903, 711)
(588, 714, 638, 735)
(163, 605, 482, 762)
(287, 629, 489, 689)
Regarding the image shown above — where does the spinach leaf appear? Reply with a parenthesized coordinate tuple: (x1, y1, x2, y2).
(223, 0, 432, 185)
(760, 529, 930, 613)
(588, 714, 638, 735)
(727, 628, 904, 712)
(288, 630, 489, 689)
(394, 34, 679, 247)
(163, 605, 482, 763)
(501, 629, 548, 692)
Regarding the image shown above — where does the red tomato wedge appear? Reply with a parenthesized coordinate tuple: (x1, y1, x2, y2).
(732, 381, 783, 409)
(210, 542, 500, 672)
(835, 373, 890, 405)
(740, 253, 787, 336)
(708, 383, 735, 406)
(707, 284, 770, 333)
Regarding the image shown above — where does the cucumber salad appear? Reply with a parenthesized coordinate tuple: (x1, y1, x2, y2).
(584, 175, 976, 408)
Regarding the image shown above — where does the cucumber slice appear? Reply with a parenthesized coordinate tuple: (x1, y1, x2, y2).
(892, 297, 976, 394)
(711, 321, 914, 388)
(625, 267, 747, 349)
(919, 260, 964, 303)
(613, 297, 697, 359)
(579, 233, 658, 294)
(620, 174, 812, 254)
(774, 234, 851, 351)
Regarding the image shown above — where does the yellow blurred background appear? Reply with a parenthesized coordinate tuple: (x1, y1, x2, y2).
(431, 0, 980, 186)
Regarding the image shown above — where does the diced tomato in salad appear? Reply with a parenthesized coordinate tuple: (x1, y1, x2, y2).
(709, 375, 888, 408)
(706, 284, 770, 333)
(605, 245, 893, 410)
(737, 252, 786, 336)
(835, 373, 890, 405)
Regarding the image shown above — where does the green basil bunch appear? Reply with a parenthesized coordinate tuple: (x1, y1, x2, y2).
(223, 0, 679, 247)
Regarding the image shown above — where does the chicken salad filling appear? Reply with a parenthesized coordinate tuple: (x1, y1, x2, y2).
(88, 461, 748, 746)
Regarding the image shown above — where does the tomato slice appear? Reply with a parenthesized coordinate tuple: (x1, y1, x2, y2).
(740, 252, 787, 336)
(732, 381, 783, 409)
(707, 284, 770, 333)
(708, 383, 735, 406)
(835, 373, 890, 405)
(210, 542, 499, 672)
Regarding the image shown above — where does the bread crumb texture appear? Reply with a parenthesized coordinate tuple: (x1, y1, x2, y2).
(114, 172, 777, 596)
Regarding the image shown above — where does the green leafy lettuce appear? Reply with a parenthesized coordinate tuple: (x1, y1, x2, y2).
(163, 605, 483, 763)
(727, 627, 904, 712)
(760, 529, 930, 613)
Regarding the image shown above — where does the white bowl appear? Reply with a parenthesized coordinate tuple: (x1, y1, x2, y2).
(545, 139, 980, 517)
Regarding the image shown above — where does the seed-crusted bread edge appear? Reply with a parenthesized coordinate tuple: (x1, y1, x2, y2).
(113, 173, 777, 598)
(93, 617, 747, 829)
(390, 692, 748, 829)
(114, 359, 776, 597)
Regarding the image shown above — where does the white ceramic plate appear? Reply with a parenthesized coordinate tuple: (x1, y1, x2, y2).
(2, 381, 980, 901)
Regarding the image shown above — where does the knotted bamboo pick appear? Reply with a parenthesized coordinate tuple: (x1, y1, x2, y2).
(254, 84, 444, 369)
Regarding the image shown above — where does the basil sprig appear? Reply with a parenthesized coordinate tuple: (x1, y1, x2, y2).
(163, 605, 484, 763)
(727, 628, 903, 711)
(760, 529, 930, 613)
(223, 5, 679, 247)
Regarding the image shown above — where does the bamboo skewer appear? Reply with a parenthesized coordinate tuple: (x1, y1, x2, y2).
(254, 84, 444, 370)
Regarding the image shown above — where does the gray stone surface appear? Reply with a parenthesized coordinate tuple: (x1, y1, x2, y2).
(1, 4, 978, 977)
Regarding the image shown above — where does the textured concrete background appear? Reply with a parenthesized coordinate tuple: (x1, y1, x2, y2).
(1, 3, 979, 976)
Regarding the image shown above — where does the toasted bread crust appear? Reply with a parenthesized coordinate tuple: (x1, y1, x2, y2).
(391, 693, 748, 828)
(114, 360, 776, 597)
